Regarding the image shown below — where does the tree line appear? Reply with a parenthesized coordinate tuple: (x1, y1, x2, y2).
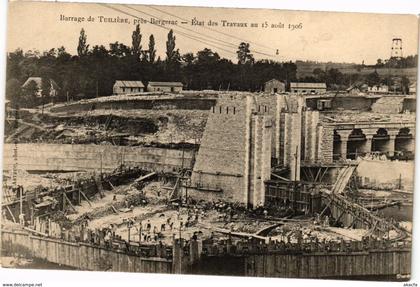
(6, 25, 298, 107)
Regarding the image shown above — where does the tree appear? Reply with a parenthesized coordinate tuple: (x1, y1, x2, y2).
(148, 34, 156, 63)
(313, 68, 326, 82)
(401, 76, 410, 94)
(165, 30, 181, 81)
(236, 42, 254, 65)
(366, 70, 381, 86)
(325, 68, 344, 88)
(182, 53, 195, 65)
(6, 78, 21, 105)
(109, 42, 131, 58)
(77, 28, 89, 57)
(131, 24, 142, 60)
(57, 46, 71, 62)
(166, 30, 177, 62)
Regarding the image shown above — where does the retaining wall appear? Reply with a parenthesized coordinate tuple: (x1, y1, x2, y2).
(3, 143, 194, 172)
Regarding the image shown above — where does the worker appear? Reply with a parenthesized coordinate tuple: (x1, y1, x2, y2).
(19, 213, 25, 226)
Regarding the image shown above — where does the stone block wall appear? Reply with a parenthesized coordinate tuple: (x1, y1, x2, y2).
(282, 112, 302, 180)
(189, 94, 250, 203)
(189, 94, 272, 207)
(302, 110, 320, 163)
(3, 143, 194, 173)
(316, 124, 334, 164)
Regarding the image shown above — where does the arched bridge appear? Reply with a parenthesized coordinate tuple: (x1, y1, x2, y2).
(331, 121, 415, 161)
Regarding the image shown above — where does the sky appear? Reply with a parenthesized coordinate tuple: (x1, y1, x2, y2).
(6, 1, 419, 65)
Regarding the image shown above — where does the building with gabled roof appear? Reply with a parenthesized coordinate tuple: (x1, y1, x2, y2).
(22, 77, 59, 97)
(113, 80, 145, 95)
(147, 81, 183, 93)
(290, 82, 326, 94)
(264, 79, 286, 94)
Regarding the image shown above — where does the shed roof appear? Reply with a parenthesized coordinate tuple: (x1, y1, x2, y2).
(148, 81, 183, 87)
(114, 80, 145, 88)
(290, 82, 326, 88)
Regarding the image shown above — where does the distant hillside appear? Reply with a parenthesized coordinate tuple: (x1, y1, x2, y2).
(296, 61, 417, 83)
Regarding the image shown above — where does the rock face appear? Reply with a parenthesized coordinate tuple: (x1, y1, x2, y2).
(371, 96, 404, 113)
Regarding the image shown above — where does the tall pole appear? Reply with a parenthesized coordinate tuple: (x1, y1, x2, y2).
(19, 186, 23, 217)
(96, 79, 99, 98)
(100, 152, 103, 177)
(139, 223, 142, 244)
(293, 145, 298, 212)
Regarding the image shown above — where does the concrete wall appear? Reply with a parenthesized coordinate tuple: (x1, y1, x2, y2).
(306, 97, 374, 111)
(50, 98, 215, 113)
(3, 143, 194, 172)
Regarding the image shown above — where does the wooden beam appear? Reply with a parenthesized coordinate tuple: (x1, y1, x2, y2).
(307, 167, 315, 182)
(79, 190, 92, 207)
(108, 180, 115, 190)
(63, 192, 76, 212)
(314, 167, 322, 182)
(301, 168, 311, 182)
(319, 167, 329, 183)
(271, 173, 290, 181)
(319, 200, 332, 217)
(24, 227, 48, 237)
(110, 205, 118, 214)
(5, 205, 16, 223)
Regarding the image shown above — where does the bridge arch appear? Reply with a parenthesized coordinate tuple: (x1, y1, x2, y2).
(346, 128, 367, 159)
(371, 128, 390, 154)
(395, 128, 415, 158)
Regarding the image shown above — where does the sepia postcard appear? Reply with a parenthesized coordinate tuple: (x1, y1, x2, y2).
(1, 0, 419, 283)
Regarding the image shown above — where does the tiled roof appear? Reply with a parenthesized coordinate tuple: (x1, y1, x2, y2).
(114, 80, 145, 88)
(148, 81, 183, 87)
(290, 82, 326, 88)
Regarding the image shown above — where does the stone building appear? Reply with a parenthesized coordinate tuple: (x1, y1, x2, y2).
(113, 81, 145, 94)
(147, 82, 183, 92)
(264, 79, 286, 94)
(22, 77, 60, 97)
(290, 82, 326, 94)
(368, 84, 389, 94)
